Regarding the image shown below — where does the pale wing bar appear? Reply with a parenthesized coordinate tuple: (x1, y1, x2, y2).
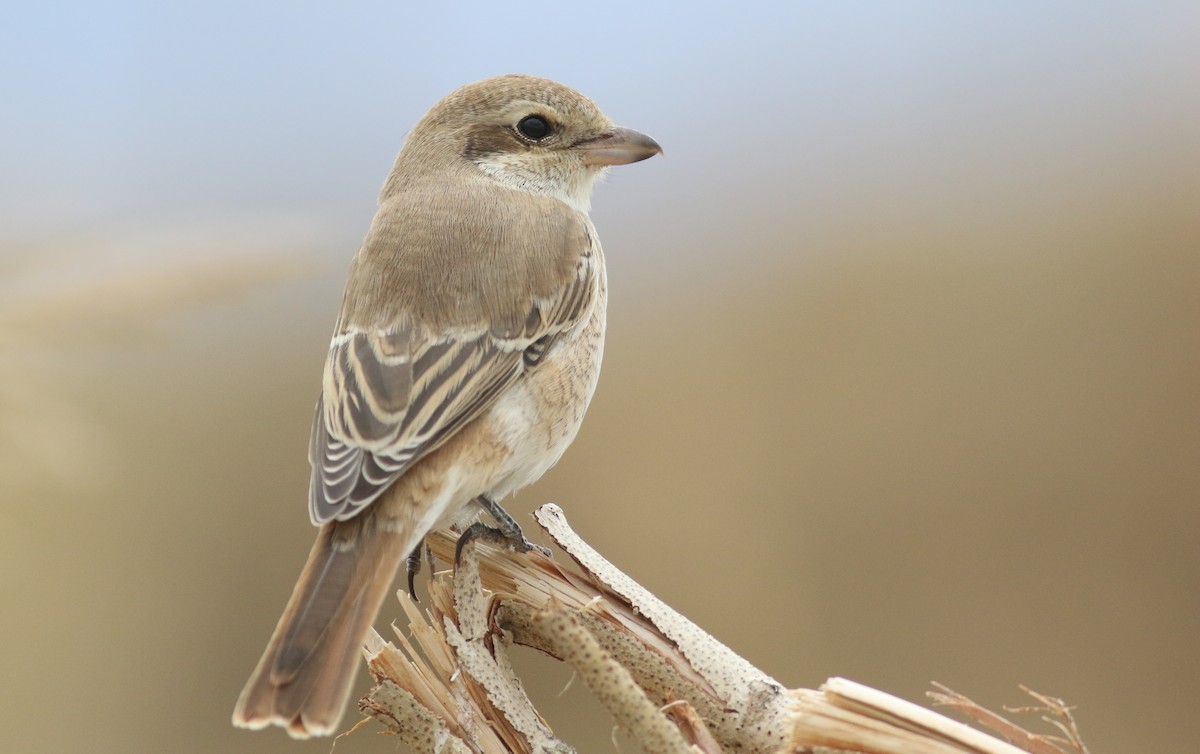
(307, 244, 599, 525)
(308, 328, 521, 524)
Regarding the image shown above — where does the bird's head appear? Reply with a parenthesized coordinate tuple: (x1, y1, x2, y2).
(391, 74, 661, 211)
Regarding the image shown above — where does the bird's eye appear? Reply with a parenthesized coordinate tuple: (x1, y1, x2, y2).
(516, 114, 552, 141)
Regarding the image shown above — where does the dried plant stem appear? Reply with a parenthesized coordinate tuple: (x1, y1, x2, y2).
(358, 504, 1089, 754)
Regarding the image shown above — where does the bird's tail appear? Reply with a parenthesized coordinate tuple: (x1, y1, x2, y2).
(232, 514, 410, 738)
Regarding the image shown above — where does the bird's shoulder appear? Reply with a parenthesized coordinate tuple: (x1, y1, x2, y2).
(339, 177, 596, 334)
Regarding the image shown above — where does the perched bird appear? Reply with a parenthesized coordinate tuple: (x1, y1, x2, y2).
(232, 74, 661, 738)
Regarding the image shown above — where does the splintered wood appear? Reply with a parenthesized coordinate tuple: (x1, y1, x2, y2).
(358, 503, 1084, 754)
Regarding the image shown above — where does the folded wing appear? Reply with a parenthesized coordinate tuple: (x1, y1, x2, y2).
(308, 229, 599, 525)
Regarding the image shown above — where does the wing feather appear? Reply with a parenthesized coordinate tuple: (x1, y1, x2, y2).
(307, 223, 598, 525)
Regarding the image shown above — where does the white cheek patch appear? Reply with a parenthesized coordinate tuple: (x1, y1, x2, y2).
(474, 153, 597, 214)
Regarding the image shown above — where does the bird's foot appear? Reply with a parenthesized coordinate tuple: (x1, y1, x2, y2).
(405, 541, 426, 599)
(455, 496, 552, 563)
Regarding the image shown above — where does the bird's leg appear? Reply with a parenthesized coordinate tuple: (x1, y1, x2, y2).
(455, 495, 552, 564)
(404, 541, 424, 599)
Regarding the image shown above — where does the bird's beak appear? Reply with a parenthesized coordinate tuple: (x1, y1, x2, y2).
(578, 127, 663, 167)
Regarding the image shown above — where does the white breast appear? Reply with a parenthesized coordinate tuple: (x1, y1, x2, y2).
(482, 262, 607, 500)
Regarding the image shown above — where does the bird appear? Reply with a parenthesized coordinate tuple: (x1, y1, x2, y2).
(231, 74, 661, 738)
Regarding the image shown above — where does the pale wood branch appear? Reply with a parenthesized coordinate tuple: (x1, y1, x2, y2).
(356, 503, 1090, 754)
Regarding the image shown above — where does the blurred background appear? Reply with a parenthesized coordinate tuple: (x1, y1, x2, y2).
(2, 2, 1197, 752)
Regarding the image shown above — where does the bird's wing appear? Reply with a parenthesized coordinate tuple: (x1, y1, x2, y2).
(307, 191, 599, 524)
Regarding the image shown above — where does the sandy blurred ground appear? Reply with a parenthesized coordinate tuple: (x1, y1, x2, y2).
(2, 4, 1198, 753)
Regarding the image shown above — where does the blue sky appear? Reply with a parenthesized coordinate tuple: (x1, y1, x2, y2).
(5, 2, 1194, 244)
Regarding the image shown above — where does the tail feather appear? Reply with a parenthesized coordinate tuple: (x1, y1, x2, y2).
(233, 515, 411, 738)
